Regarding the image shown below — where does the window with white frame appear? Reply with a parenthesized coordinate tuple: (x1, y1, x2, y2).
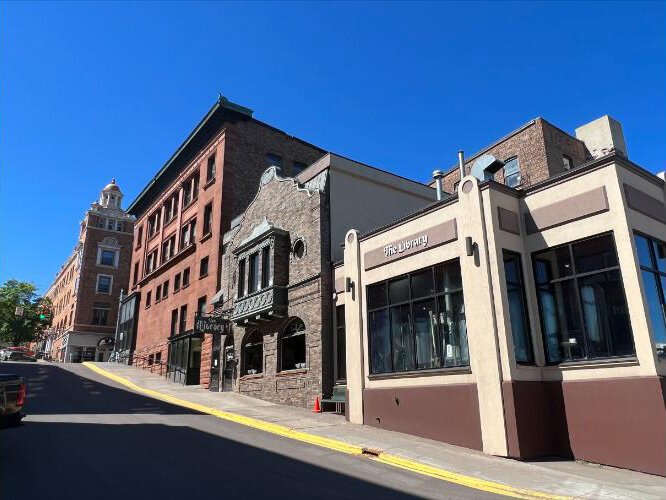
(503, 157, 521, 188)
(99, 249, 117, 267)
(96, 275, 113, 294)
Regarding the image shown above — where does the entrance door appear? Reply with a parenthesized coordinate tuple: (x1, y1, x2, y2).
(222, 336, 235, 392)
(209, 333, 221, 392)
(186, 338, 202, 385)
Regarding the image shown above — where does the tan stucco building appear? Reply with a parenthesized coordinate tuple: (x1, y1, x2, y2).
(338, 149, 666, 476)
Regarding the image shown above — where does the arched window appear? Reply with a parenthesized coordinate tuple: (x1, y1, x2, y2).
(243, 331, 263, 375)
(503, 157, 521, 188)
(280, 318, 306, 371)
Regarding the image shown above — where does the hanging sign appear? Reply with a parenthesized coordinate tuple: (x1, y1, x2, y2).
(194, 314, 229, 334)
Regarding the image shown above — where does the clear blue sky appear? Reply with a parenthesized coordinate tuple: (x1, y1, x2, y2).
(1, 1, 664, 294)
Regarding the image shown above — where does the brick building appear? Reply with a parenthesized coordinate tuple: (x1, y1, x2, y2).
(123, 96, 326, 383)
(436, 117, 591, 194)
(44, 180, 135, 362)
(213, 155, 434, 405)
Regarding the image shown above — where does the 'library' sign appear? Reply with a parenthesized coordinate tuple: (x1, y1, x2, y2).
(364, 219, 457, 270)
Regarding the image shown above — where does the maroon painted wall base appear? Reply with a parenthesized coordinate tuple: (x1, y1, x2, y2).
(363, 383, 483, 451)
(503, 377, 666, 476)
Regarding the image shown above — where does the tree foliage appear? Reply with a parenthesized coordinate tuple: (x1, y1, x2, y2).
(0, 280, 51, 346)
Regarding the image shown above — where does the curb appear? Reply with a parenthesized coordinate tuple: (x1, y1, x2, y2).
(82, 362, 570, 500)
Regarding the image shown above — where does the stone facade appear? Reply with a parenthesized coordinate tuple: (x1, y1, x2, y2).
(216, 168, 332, 408)
(127, 98, 325, 385)
(440, 118, 590, 194)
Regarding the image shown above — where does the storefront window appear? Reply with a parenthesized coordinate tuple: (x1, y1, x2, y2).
(367, 260, 469, 374)
(280, 318, 306, 371)
(503, 251, 534, 364)
(533, 233, 634, 364)
(243, 331, 263, 375)
(635, 233, 666, 355)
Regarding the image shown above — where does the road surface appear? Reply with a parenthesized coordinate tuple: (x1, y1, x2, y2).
(0, 362, 503, 499)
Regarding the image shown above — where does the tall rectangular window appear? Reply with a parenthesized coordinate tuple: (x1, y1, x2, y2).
(197, 296, 207, 314)
(203, 203, 213, 236)
(533, 232, 634, 364)
(136, 226, 143, 248)
(248, 252, 259, 293)
(335, 305, 346, 383)
(182, 267, 190, 288)
(163, 280, 169, 298)
(635, 233, 666, 356)
(170, 309, 178, 337)
(179, 305, 188, 333)
(503, 251, 534, 364)
(200, 256, 209, 278)
(366, 260, 468, 374)
(206, 154, 216, 182)
(174, 273, 181, 292)
(238, 259, 246, 297)
(180, 219, 196, 249)
(155, 284, 162, 302)
(261, 246, 270, 288)
(133, 261, 140, 286)
(146, 291, 152, 308)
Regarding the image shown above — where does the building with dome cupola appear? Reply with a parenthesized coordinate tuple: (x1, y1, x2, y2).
(41, 179, 135, 362)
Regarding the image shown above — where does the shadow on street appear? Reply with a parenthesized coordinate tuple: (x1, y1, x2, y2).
(0, 362, 199, 415)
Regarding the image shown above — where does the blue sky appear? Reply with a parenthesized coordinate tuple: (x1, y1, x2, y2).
(1, 1, 664, 293)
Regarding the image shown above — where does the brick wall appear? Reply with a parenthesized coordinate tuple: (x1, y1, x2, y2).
(441, 118, 591, 194)
(129, 112, 325, 383)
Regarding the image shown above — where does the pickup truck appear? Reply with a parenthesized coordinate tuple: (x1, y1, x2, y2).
(0, 374, 26, 427)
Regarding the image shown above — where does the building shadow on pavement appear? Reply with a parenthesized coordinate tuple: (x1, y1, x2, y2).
(2, 420, 423, 500)
(1, 362, 200, 415)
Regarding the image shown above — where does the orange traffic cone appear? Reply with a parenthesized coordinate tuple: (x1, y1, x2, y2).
(312, 397, 322, 413)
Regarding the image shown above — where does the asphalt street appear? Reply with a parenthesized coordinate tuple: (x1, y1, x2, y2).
(0, 362, 504, 500)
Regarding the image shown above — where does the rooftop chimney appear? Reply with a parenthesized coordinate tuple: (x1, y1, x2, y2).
(432, 170, 445, 200)
(575, 115, 628, 159)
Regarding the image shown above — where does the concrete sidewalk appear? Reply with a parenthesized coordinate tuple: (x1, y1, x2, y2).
(80, 362, 666, 500)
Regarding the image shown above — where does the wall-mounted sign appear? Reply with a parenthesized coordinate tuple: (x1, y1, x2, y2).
(195, 314, 229, 334)
(364, 219, 457, 270)
(383, 234, 429, 257)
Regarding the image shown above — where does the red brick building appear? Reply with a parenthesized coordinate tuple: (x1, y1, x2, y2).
(125, 97, 325, 384)
(43, 180, 135, 362)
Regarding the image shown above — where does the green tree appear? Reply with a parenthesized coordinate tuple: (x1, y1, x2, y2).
(0, 280, 51, 346)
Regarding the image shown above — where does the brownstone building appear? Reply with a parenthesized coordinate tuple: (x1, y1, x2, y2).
(124, 96, 326, 384)
(44, 180, 135, 362)
(214, 155, 435, 405)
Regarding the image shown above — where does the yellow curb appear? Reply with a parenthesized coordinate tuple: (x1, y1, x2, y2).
(82, 362, 571, 500)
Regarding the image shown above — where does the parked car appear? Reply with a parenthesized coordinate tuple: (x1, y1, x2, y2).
(3, 351, 37, 362)
(0, 374, 26, 427)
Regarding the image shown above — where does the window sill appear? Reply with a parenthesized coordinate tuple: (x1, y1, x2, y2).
(544, 356, 638, 370)
(96, 264, 119, 269)
(199, 273, 209, 280)
(368, 365, 471, 380)
(200, 232, 212, 243)
(148, 232, 160, 243)
(240, 373, 264, 380)
(145, 305, 151, 309)
(203, 178, 216, 190)
(276, 368, 308, 377)
(182, 283, 190, 289)
(174, 288, 180, 294)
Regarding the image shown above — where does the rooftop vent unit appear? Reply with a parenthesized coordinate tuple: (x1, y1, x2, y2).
(471, 154, 505, 182)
